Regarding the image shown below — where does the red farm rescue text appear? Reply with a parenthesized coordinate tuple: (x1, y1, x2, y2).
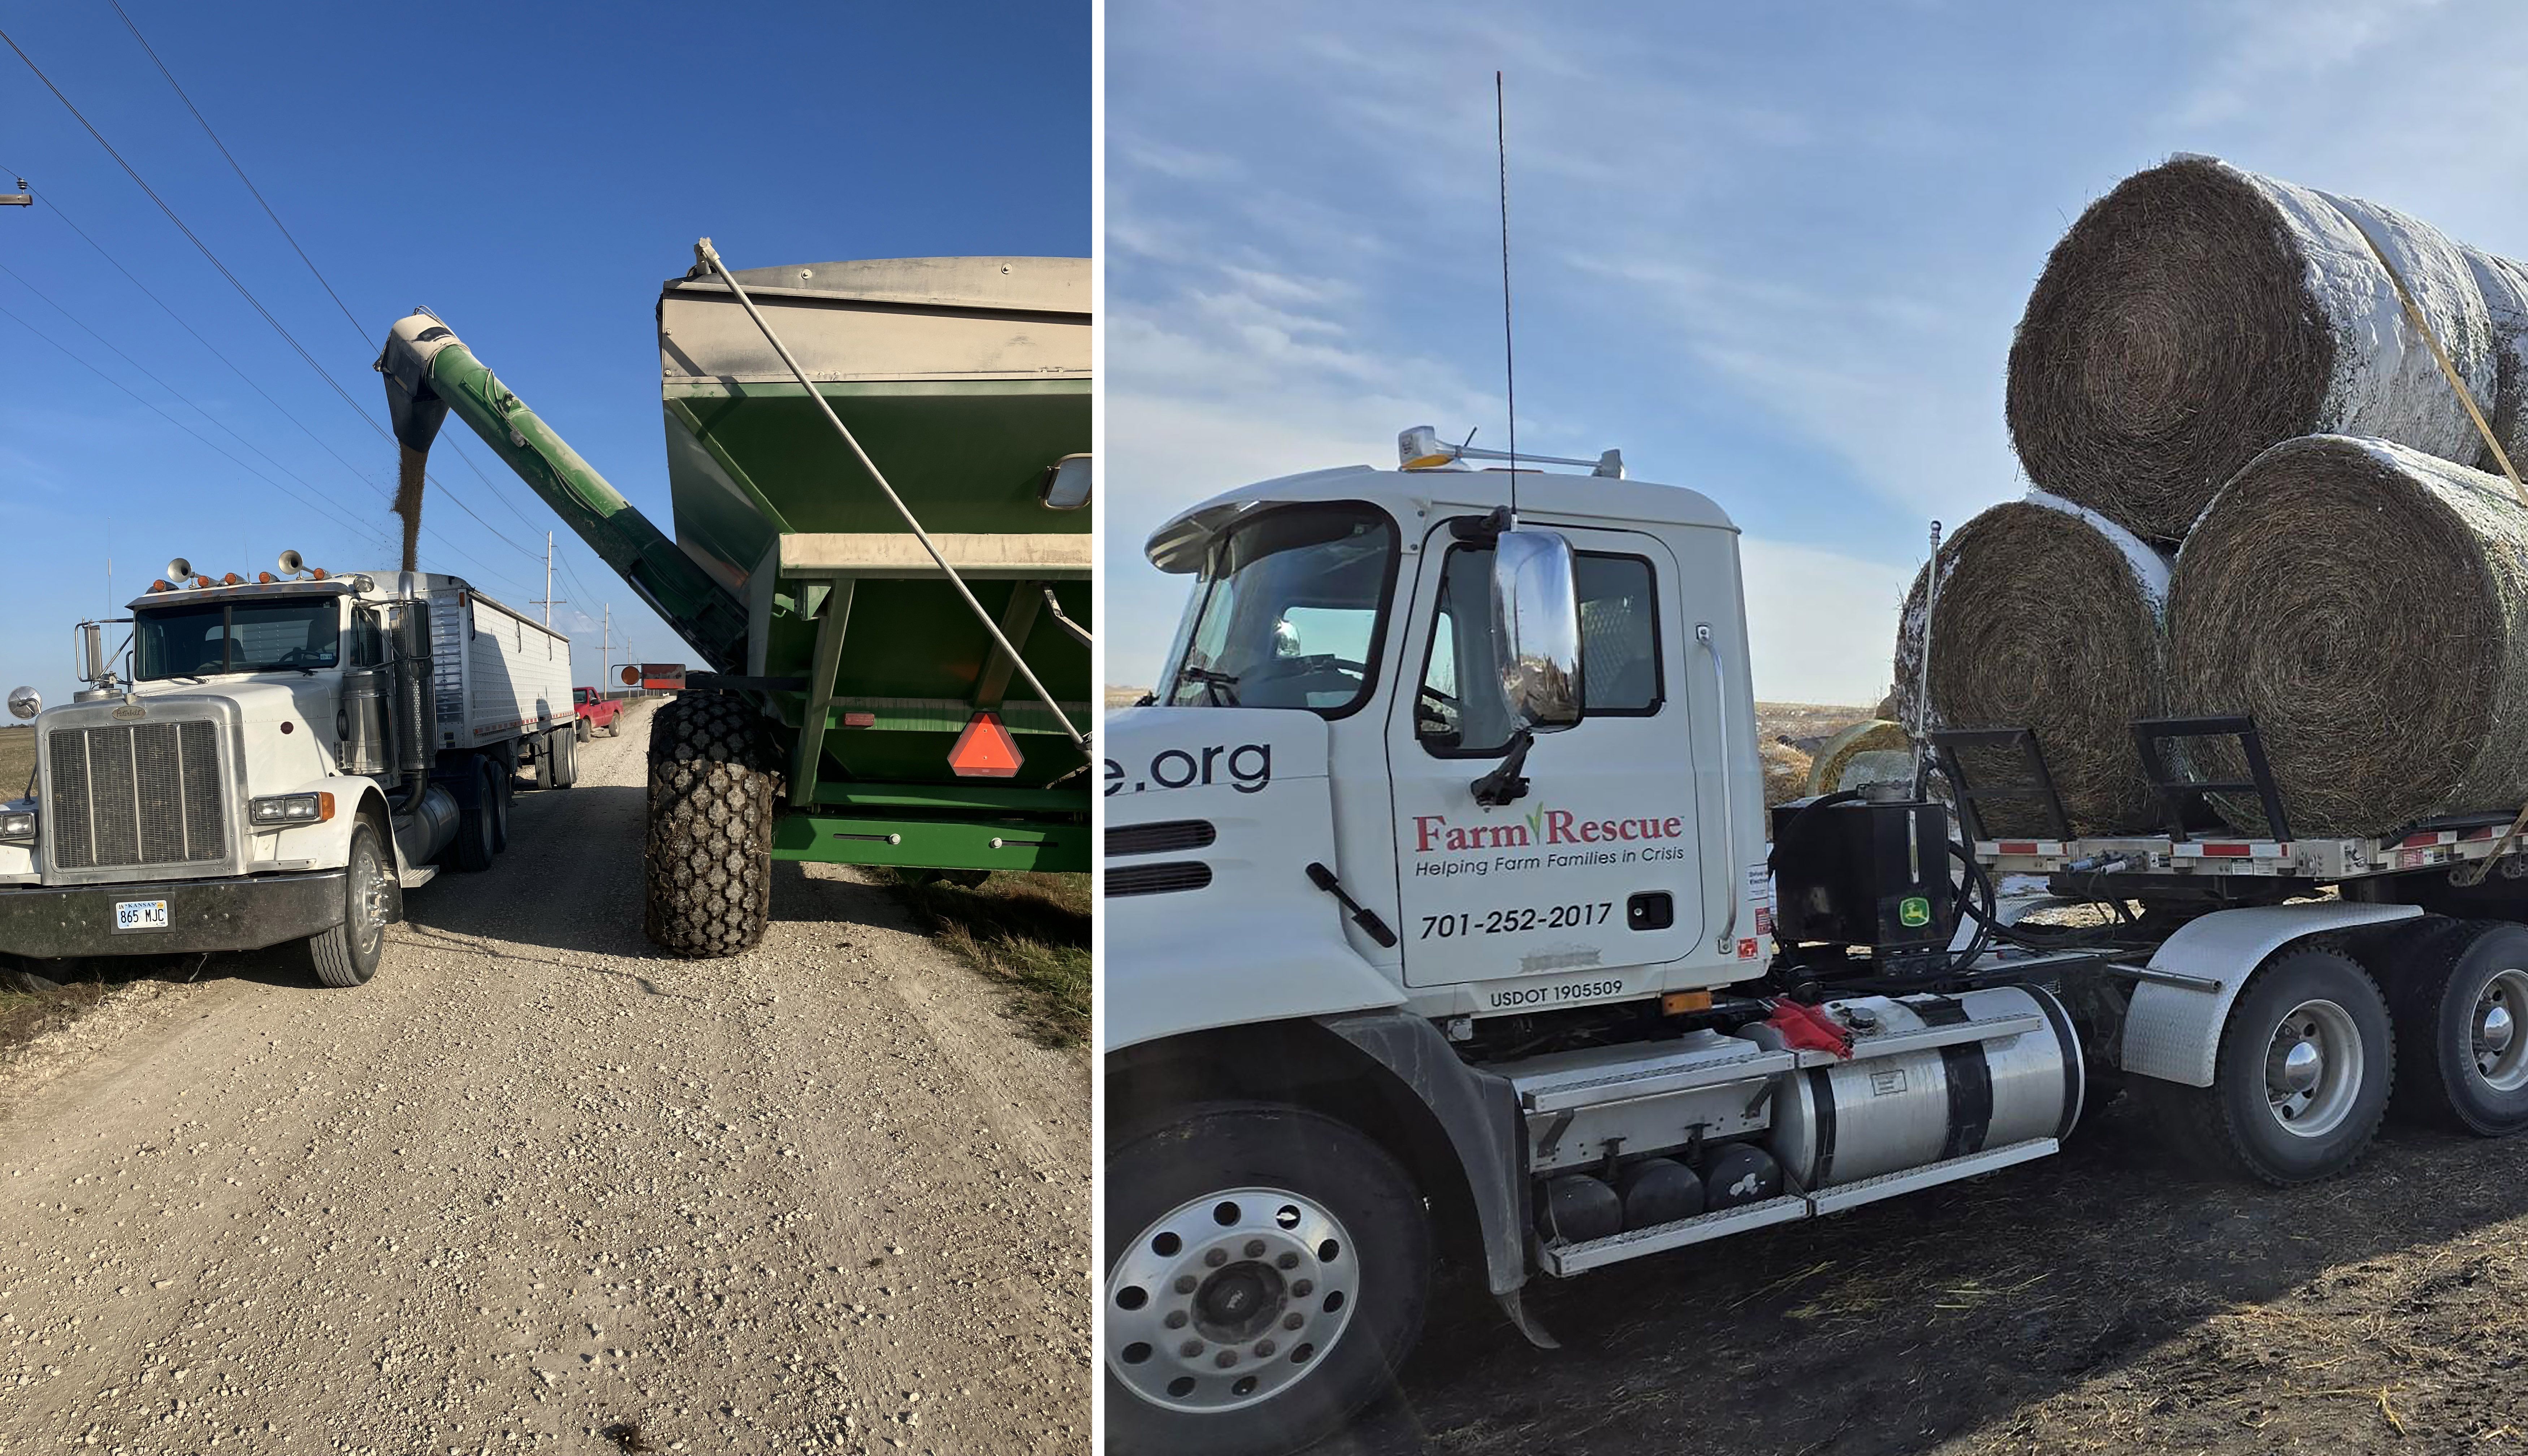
(1413, 810, 1687, 854)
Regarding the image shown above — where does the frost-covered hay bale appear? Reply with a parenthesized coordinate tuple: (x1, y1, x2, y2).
(2168, 434, 2528, 837)
(1895, 496, 2170, 835)
(2464, 244, 2528, 475)
(2007, 155, 2498, 544)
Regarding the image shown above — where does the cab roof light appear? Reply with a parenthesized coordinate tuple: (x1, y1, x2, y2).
(1396, 423, 1626, 478)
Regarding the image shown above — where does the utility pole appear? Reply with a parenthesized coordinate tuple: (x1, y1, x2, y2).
(602, 603, 610, 697)
(532, 532, 565, 628)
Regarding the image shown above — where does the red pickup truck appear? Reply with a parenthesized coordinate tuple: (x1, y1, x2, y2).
(571, 686, 623, 740)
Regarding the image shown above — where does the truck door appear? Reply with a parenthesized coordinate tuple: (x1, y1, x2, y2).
(1386, 521, 1703, 993)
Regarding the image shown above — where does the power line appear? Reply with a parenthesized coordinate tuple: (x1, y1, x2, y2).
(102, 0, 560, 566)
(0, 257, 389, 549)
(0, 298, 386, 554)
(107, 0, 367, 343)
(18, 181, 390, 497)
(0, 36, 545, 567)
(1, 184, 523, 582)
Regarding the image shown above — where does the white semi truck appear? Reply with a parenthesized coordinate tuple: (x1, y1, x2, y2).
(0, 559, 577, 987)
(1103, 429, 2528, 1455)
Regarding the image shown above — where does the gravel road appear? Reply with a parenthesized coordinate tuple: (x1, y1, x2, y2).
(0, 700, 1088, 1454)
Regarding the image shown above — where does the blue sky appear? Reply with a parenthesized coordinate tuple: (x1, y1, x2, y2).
(1104, 0, 2524, 702)
(1, 0, 1086, 710)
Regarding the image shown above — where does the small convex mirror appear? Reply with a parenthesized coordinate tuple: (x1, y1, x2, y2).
(1490, 528, 1583, 733)
(1039, 454, 1092, 511)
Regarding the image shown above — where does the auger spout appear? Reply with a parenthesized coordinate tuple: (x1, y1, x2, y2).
(375, 309, 749, 672)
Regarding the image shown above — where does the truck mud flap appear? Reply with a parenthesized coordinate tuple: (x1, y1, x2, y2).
(1318, 1011, 1534, 1309)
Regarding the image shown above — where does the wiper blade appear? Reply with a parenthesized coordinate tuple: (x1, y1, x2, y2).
(1174, 665, 1241, 706)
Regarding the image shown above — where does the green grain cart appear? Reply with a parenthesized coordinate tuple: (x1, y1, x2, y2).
(377, 245, 1090, 956)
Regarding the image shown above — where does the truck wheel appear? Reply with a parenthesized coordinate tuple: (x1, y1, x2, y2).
(450, 763, 496, 872)
(576, 717, 590, 744)
(1105, 1104, 1430, 1456)
(490, 761, 513, 851)
(644, 693, 774, 957)
(549, 727, 579, 789)
(2137, 945, 2393, 1186)
(2388, 919, 2528, 1135)
(306, 823, 391, 988)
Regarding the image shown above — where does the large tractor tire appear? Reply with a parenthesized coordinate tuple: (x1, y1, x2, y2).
(644, 693, 776, 958)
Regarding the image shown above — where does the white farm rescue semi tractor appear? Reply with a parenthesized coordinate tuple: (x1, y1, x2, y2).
(1104, 429, 2528, 1454)
(0, 560, 578, 986)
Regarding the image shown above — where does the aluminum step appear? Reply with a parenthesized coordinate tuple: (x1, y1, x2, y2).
(1541, 1193, 1808, 1275)
(1806, 1136, 2057, 1216)
(1538, 1137, 2062, 1276)
(398, 864, 439, 890)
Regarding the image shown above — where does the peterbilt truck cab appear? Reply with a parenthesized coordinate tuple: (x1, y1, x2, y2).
(0, 560, 571, 988)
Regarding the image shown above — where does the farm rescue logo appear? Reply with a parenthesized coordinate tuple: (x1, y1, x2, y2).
(1410, 806, 1691, 878)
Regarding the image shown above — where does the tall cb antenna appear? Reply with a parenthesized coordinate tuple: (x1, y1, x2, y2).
(1496, 71, 1518, 519)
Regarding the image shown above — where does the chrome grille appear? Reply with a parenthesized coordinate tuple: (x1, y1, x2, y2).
(46, 720, 229, 870)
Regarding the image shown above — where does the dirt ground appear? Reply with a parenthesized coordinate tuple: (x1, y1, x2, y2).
(1317, 1085, 2528, 1456)
(0, 700, 1088, 1454)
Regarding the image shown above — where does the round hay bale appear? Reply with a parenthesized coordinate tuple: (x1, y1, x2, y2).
(2167, 434, 2528, 837)
(1807, 719, 1912, 796)
(2464, 243, 2528, 475)
(1895, 494, 2170, 835)
(2007, 155, 2497, 543)
(1761, 740, 1814, 808)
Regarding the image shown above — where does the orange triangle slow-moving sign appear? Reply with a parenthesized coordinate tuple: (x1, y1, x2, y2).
(948, 710, 1025, 779)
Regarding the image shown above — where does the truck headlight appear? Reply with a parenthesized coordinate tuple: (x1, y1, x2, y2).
(0, 808, 34, 842)
(248, 792, 335, 826)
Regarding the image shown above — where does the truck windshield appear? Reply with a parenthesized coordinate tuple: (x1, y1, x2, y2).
(133, 599, 341, 679)
(1164, 504, 1395, 714)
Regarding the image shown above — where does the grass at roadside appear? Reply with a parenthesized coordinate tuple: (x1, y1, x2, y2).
(871, 869, 1089, 1048)
(0, 727, 32, 799)
(0, 965, 116, 1066)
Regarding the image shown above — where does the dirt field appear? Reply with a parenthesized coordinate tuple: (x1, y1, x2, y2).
(0, 700, 1088, 1453)
(1316, 1087, 2528, 1456)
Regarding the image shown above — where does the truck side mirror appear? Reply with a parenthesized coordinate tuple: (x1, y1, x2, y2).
(1489, 528, 1583, 734)
(77, 622, 105, 684)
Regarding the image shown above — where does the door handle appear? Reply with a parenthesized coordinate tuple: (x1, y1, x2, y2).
(1698, 624, 1738, 953)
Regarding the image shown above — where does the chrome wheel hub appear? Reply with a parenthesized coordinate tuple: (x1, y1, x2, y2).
(1107, 1187, 1358, 1414)
(2474, 970, 2528, 1092)
(2265, 998, 2362, 1137)
(352, 847, 390, 956)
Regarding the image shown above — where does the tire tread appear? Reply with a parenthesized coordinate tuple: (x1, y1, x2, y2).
(643, 694, 776, 958)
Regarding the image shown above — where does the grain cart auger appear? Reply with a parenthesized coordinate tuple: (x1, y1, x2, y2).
(377, 249, 1092, 957)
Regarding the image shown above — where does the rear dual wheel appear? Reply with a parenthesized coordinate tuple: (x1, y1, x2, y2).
(2137, 946, 2394, 1186)
(2389, 920, 2528, 1136)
